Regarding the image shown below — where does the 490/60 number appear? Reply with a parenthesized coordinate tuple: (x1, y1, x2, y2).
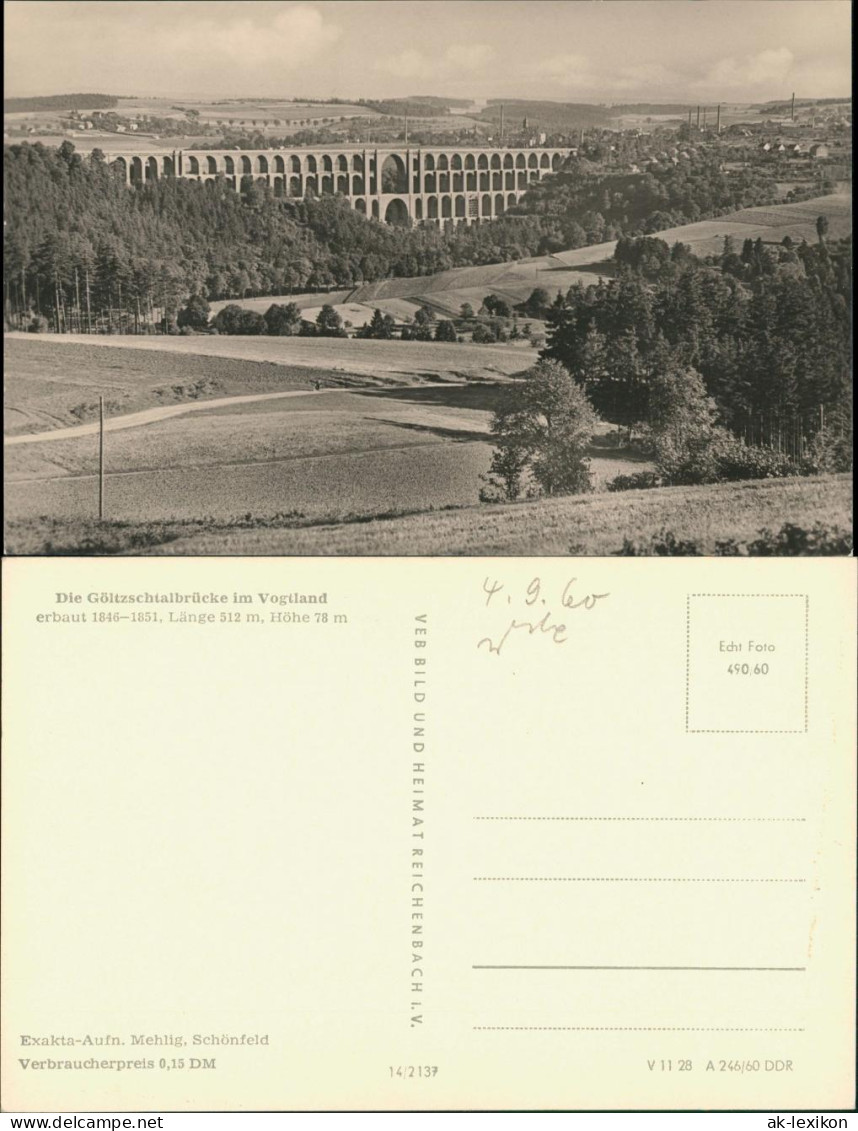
(727, 663, 769, 675)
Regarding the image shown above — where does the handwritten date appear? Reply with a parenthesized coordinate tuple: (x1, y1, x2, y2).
(478, 576, 610, 656)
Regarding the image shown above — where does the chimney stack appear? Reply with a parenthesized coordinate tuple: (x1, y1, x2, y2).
(696, 105, 700, 128)
(791, 92, 795, 121)
(716, 103, 721, 132)
(500, 104, 505, 143)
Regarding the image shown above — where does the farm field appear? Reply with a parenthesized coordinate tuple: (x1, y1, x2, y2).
(9, 331, 535, 380)
(109, 97, 485, 131)
(4, 334, 535, 437)
(619, 193, 853, 258)
(6, 132, 221, 153)
(121, 98, 381, 123)
(208, 291, 356, 317)
(6, 474, 850, 557)
(4, 97, 384, 130)
(349, 256, 607, 306)
(5, 436, 492, 526)
(4, 96, 486, 151)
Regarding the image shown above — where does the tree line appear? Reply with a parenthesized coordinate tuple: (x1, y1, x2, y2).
(513, 157, 781, 249)
(4, 93, 119, 112)
(181, 297, 471, 345)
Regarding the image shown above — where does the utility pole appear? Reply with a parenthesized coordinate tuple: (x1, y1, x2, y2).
(84, 264, 92, 333)
(98, 396, 105, 520)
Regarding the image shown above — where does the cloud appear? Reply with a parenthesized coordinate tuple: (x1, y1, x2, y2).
(161, 5, 341, 68)
(378, 42, 493, 81)
(534, 53, 591, 84)
(444, 44, 494, 71)
(701, 47, 794, 89)
(788, 55, 851, 96)
(529, 54, 692, 96)
(525, 42, 839, 102)
(610, 63, 676, 90)
(378, 49, 433, 80)
(540, 44, 849, 102)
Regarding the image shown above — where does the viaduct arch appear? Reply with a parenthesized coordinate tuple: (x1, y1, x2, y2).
(107, 144, 572, 227)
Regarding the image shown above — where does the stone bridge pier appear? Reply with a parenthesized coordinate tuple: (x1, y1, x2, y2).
(108, 144, 572, 227)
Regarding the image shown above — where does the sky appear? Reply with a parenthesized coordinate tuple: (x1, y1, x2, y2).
(4, 0, 852, 105)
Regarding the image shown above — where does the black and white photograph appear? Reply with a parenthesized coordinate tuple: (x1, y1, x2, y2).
(3, 0, 852, 555)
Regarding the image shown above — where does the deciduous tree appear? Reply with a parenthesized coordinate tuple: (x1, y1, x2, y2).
(481, 360, 597, 500)
(177, 294, 211, 331)
(264, 302, 302, 335)
(315, 303, 347, 337)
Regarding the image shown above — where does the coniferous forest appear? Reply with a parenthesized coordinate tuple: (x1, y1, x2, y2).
(541, 233, 852, 463)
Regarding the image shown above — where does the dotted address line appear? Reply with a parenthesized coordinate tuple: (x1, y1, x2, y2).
(474, 1027, 805, 1032)
(474, 877, 806, 883)
(473, 817, 805, 822)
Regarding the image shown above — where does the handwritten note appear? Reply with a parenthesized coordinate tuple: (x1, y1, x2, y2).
(477, 575, 610, 656)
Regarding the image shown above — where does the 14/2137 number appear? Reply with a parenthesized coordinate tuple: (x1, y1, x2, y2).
(389, 1066, 439, 1078)
(727, 663, 770, 675)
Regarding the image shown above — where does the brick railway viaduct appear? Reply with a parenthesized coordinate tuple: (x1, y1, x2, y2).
(108, 145, 572, 226)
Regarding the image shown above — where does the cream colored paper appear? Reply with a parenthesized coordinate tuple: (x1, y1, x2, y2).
(2, 557, 855, 1112)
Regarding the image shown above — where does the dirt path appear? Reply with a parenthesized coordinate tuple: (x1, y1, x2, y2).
(3, 387, 338, 447)
(4, 382, 470, 447)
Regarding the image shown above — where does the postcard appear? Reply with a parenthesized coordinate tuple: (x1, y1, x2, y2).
(3, 1, 852, 560)
(2, 0, 854, 1118)
(2, 556, 854, 1111)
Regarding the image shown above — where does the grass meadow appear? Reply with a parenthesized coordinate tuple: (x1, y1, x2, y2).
(6, 475, 851, 557)
(6, 369, 645, 530)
